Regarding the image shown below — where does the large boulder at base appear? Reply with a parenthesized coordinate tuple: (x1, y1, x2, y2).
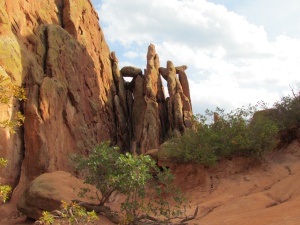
(17, 171, 97, 220)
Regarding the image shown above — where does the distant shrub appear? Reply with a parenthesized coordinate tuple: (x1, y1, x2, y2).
(272, 94, 300, 129)
(160, 103, 279, 165)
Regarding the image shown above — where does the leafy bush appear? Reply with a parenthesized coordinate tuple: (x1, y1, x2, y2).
(36, 201, 99, 225)
(272, 94, 300, 130)
(160, 103, 279, 165)
(0, 75, 25, 203)
(0, 74, 26, 132)
(36, 211, 55, 225)
(0, 158, 12, 202)
(72, 142, 194, 224)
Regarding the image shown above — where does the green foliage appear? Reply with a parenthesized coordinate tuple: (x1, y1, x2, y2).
(73, 142, 187, 224)
(0, 184, 12, 203)
(0, 74, 26, 104)
(272, 94, 300, 129)
(0, 158, 12, 202)
(36, 201, 99, 225)
(0, 112, 25, 133)
(0, 74, 26, 133)
(0, 75, 26, 203)
(37, 211, 55, 225)
(160, 103, 279, 165)
(0, 158, 8, 167)
(60, 200, 99, 224)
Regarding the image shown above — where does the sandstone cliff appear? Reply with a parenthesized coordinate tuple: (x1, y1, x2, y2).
(0, 0, 193, 218)
(0, 0, 115, 217)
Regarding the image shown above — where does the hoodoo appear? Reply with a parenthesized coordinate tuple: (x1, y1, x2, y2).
(0, 0, 193, 219)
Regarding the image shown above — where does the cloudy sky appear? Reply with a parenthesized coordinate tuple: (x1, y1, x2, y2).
(91, 0, 300, 115)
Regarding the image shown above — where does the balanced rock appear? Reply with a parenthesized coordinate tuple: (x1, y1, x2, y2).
(120, 66, 143, 77)
(0, 0, 194, 218)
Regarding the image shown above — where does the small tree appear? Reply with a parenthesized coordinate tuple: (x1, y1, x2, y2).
(72, 142, 197, 225)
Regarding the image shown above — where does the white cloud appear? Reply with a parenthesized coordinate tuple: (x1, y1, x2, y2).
(123, 51, 139, 59)
(95, 0, 300, 114)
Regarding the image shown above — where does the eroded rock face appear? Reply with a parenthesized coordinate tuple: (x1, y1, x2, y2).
(17, 171, 97, 220)
(0, 0, 193, 219)
(0, 0, 115, 216)
(117, 45, 193, 154)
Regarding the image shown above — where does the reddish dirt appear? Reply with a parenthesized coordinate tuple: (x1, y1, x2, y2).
(171, 139, 300, 225)
(2, 140, 300, 225)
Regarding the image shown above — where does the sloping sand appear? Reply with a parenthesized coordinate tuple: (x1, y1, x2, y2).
(172, 139, 300, 225)
(2, 140, 300, 225)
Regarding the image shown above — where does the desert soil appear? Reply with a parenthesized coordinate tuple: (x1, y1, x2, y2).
(2, 140, 300, 225)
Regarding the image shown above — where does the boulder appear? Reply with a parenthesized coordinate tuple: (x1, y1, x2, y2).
(120, 66, 142, 77)
(175, 65, 188, 73)
(17, 171, 97, 220)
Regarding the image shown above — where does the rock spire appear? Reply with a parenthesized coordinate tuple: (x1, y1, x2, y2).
(0, 0, 193, 219)
(112, 44, 193, 154)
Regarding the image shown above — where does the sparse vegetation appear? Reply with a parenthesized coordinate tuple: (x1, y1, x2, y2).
(0, 74, 26, 132)
(0, 74, 25, 203)
(71, 142, 196, 225)
(0, 158, 12, 202)
(272, 95, 300, 128)
(36, 200, 99, 225)
(159, 98, 298, 165)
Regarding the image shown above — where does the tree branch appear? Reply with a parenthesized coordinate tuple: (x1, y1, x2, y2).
(135, 206, 198, 225)
(72, 199, 120, 224)
(179, 206, 198, 223)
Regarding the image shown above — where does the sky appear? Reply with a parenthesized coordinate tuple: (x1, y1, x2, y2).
(91, 0, 300, 115)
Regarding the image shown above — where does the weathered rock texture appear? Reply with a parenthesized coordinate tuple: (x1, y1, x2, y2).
(115, 44, 194, 154)
(0, 0, 115, 217)
(0, 0, 193, 219)
(17, 171, 98, 220)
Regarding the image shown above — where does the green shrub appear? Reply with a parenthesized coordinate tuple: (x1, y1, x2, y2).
(0, 158, 12, 202)
(0, 74, 26, 132)
(72, 142, 192, 224)
(272, 94, 300, 129)
(160, 103, 279, 165)
(36, 201, 99, 225)
(0, 75, 26, 203)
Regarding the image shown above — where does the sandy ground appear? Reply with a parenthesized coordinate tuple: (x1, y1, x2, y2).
(171, 139, 300, 225)
(2, 140, 300, 225)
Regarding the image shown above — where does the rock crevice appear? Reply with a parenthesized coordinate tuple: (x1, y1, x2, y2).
(111, 44, 193, 154)
(0, 0, 193, 219)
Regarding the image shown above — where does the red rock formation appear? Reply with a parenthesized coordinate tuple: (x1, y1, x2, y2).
(17, 171, 98, 220)
(118, 45, 193, 154)
(0, 0, 116, 218)
(0, 0, 194, 220)
(160, 61, 193, 134)
(110, 52, 130, 151)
